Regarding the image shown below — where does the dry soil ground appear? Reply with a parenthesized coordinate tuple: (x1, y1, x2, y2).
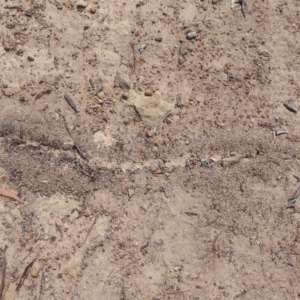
(1, 0, 300, 299)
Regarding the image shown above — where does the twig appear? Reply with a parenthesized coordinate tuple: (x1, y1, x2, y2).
(140, 242, 149, 251)
(131, 136, 138, 153)
(159, 187, 168, 198)
(47, 37, 51, 56)
(212, 233, 220, 259)
(200, 251, 212, 260)
(293, 175, 300, 183)
(139, 205, 147, 212)
(83, 216, 98, 244)
(74, 285, 79, 296)
(164, 290, 190, 295)
(55, 223, 63, 237)
(274, 130, 289, 136)
(287, 186, 300, 208)
(130, 42, 136, 72)
(284, 101, 298, 114)
(55, 110, 87, 161)
(0, 187, 23, 204)
(64, 94, 80, 113)
(228, 251, 234, 264)
(16, 258, 36, 292)
(1, 89, 11, 98)
(38, 268, 45, 300)
(34, 90, 52, 104)
(4, 6, 20, 9)
(40, 25, 54, 30)
(121, 279, 126, 300)
(176, 94, 183, 107)
(240, 0, 247, 18)
(107, 269, 114, 279)
(117, 258, 141, 273)
(0, 246, 8, 300)
(89, 78, 95, 89)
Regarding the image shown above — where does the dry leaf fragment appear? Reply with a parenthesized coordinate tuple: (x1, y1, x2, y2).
(0, 187, 23, 204)
(34, 89, 52, 103)
(221, 154, 244, 163)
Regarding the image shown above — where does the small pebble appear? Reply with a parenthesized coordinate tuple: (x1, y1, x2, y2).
(146, 130, 153, 138)
(31, 267, 39, 278)
(24, 9, 33, 17)
(3, 42, 10, 51)
(186, 32, 197, 40)
(27, 56, 35, 62)
(128, 189, 135, 198)
(155, 36, 163, 42)
(176, 94, 183, 107)
(144, 90, 153, 97)
(16, 48, 23, 56)
(122, 92, 128, 100)
(139, 44, 146, 53)
(240, 183, 246, 192)
(57, 273, 63, 278)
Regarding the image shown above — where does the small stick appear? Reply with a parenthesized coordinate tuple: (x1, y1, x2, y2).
(74, 285, 79, 296)
(240, 0, 247, 18)
(55, 110, 87, 160)
(275, 130, 289, 136)
(164, 290, 190, 295)
(200, 251, 212, 260)
(287, 186, 300, 208)
(55, 223, 63, 237)
(176, 94, 183, 107)
(21, 223, 25, 236)
(64, 94, 80, 113)
(130, 42, 136, 72)
(212, 233, 220, 259)
(83, 216, 98, 244)
(205, 219, 217, 227)
(284, 101, 298, 114)
(40, 25, 54, 30)
(4, 6, 19, 9)
(131, 136, 138, 153)
(140, 241, 149, 251)
(16, 258, 36, 292)
(0, 246, 8, 300)
(121, 279, 126, 300)
(228, 251, 234, 264)
(1, 89, 11, 98)
(139, 205, 147, 212)
(89, 78, 95, 90)
(159, 187, 168, 198)
(184, 212, 198, 216)
(0, 187, 23, 204)
(22, 252, 32, 262)
(47, 37, 51, 56)
(34, 90, 52, 104)
(293, 175, 300, 183)
(107, 269, 114, 279)
(38, 268, 45, 300)
(117, 258, 141, 273)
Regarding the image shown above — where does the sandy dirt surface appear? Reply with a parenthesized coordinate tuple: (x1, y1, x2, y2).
(1, 0, 300, 299)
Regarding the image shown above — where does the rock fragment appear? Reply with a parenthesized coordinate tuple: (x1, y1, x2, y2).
(186, 32, 197, 40)
(116, 65, 131, 90)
